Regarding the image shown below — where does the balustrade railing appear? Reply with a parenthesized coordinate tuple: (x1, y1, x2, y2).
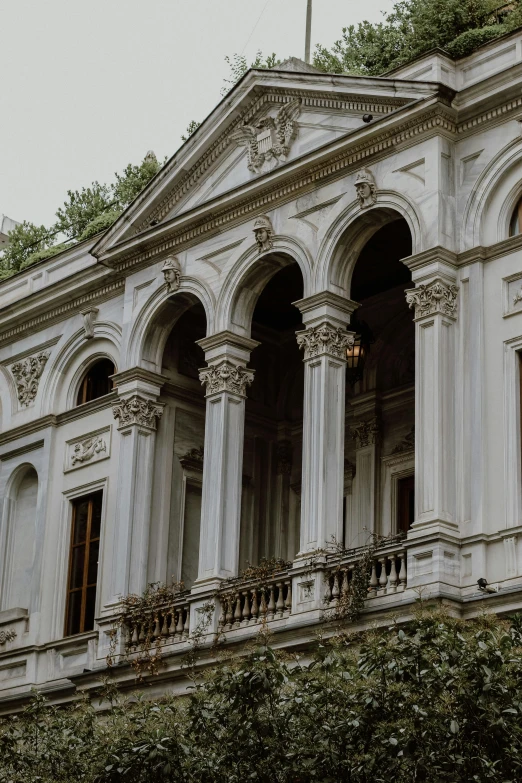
(325, 542, 407, 605)
(124, 601, 190, 649)
(218, 577, 292, 632)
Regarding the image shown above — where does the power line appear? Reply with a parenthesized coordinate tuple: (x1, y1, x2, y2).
(240, 0, 271, 56)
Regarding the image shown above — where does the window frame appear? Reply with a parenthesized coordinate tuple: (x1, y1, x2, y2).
(75, 358, 115, 407)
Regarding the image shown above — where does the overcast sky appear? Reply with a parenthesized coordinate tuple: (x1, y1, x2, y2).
(0, 0, 394, 227)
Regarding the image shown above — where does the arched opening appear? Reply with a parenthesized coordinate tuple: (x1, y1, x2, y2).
(510, 194, 522, 236)
(76, 358, 115, 406)
(153, 300, 207, 590)
(2, 466, 38, 611)
(239, 262, 304, 568)
(345, 216, 414, 546)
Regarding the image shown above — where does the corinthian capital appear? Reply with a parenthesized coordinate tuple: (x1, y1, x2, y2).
(351, 418, 380, 449)
(112, 395, 164, 431)
(406, 278, 458, 320)
(199, 360, 254, 397)
(296, 322, 354, 360)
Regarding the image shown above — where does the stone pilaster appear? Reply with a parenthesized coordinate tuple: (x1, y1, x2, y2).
(108, 369, 165, 603)
(405, 267, 459, 532)
(294, 292, 358, 554)
(349, 417, 381, 548)
(195, 332, 258, 585)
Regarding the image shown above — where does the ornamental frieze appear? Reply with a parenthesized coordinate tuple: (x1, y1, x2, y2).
(199, 361, 255, 397)
(71, 435, 107, 466)
(405, 279, 459, 319)
(112, 395, 164, 430)
(10, 351, 50, 406)
(296, 322, 354, 360)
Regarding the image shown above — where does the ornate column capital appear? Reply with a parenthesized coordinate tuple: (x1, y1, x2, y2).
(296, 321, 354, 360)
(112, 394, 164, 431)
(405, 278, 458, 320)
(350, 418, 380, 449)
(199, 360, 255, 398)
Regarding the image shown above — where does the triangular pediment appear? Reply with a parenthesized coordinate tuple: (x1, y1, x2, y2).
(93, 66, 439, 260)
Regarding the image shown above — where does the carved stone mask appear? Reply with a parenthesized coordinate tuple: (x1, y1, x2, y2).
(161, 256, 181, 293)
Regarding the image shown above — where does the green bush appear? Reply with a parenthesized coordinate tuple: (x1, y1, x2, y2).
(1, 609, 522, 782)
(446, 24, 508, 58)
(20, 243, 69, 270)
(78, 209, 122, 242)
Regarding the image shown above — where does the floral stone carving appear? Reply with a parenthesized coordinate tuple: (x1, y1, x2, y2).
(406, 279, 458, 319)
(354, 168, 377, 209)
(162, 255, 181, 294)
(0, 629, 16, 645)
(11, 351, 49, 406)
(229, 98, 301, 174)
(296, 322, 354, 360)
(199, 361, 255, 397)
(351, 418, 380, 449)
(392, 426, 415, 454)
(71, 435, 107, 466)
(112, 395, 164, 430)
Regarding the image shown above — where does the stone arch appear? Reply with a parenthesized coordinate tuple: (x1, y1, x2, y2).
(0, 365, 16, 425)
(315, 191, 423, 296)
(462, 138, 522, 249)
(126, 276, 215, 372)
(0, 463, 39, 612)
(40, 322, 121, 415)
(217, 235, 313, 336)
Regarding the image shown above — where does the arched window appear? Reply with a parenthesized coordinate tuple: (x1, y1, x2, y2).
(76, 359, 115, 406)
(510, 196, 522, 236)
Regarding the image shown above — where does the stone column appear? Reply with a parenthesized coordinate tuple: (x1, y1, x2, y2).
(349, 418, 381, 548)
(405, 266, 459, 532)
(195, 332, 258, 586)
(294, 293, 357, 554)
(109, 369, 165, 602)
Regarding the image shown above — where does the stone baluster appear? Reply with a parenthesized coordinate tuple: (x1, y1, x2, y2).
(341, 569, 349, 598)
(267, 585, 276, 621)
(161, 611, 168, 638)
(259, 590, 268, 624)
(131, 625, 138, 646)
(225, 595, 233, 631)
(153, 614, 161, 640)
(176, 607, 184, 639)
(331, 573, 340, 605)
(234, 593, 242, 628)
(217, 601, 225, 633)
(183, 606, 190, 639)
(276, 582, 285, 619)
(397, 552, 407, 590)
(295, 293, 357, 554)
(242, 590, 251, 626)
(369, 559, 378, 594)
(250, 589, 259, 624)
(388, 555, 398, 593)
(378, 557, 388, 594)
(284, 581, 292, 615)
(196, 333, 258, 585)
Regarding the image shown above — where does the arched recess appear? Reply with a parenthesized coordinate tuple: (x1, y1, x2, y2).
(462, 137, 522, 249)
(0, 366, 15, 427)
(237, 255, 305, 568)
(40, 322, 121, 415)
(217, 235, 313, 336)
(316, 192, 423, 295)
(127, 277, 214, 372)
(0, 464, 39, 612)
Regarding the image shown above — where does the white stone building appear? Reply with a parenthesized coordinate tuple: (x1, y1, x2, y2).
(2, 32, 522, 707)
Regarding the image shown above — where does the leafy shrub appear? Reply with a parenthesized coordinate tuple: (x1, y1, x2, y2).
(78, 210, 122, 242)
(446, 24, 508, 58)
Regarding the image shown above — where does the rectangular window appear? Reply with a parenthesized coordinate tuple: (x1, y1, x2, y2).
(397, 475, 414, 534)
(65, 490, 102, 636)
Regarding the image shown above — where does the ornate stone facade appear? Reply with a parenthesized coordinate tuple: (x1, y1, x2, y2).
(354, 168, 377, 208)
(296, 322, 354, 360)
(406, 279, 459, 319)
(351, 418, 381, 449)
(199, 361, 255, 397)
(80, 307, 98, 339)
(10, 351, 49, 406)
(71, 435, 107, 465)
(253, 215, 274, 253)
(0, 630, 16, 645)
(112, 395, 164, 430)
(162, 255, 181, 293)
(230, 98, 301, 174)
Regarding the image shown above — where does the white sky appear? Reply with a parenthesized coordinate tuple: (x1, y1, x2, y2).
(0, 0, 394, 227)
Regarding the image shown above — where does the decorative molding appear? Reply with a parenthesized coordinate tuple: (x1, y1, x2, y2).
(276, 440, 292, 476)
(351, 418, 380, 449)
(110, 105, 457, 272)
(253, 215, 274, 253)
(161, 255, 181, 293)
(71, 435, 107, 466)
(179, 446, 204, 472)
(354, 168, 377, 208)
(229, 97, 301, 174)
(405, 279, 459, 319)
(199, 361, 254, 397)
(0, 629, 16, 645)
(112, 395, 164, 430)
(392, 426, 415, 454)
(80, 307, 99, 339)
(10, 351, 50, 406)
(296, 322, 354, 360)
(0, 279, 124, 348)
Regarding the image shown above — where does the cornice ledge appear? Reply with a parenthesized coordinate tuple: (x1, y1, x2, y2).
(293, 291, 360, 316)
(0, 414, 57, 449)
(197, 330, 260, 355)
(111, 367, 168, 390)
(96, 99, 456, 271)
(457, 234, 522, 266)
(401, 245, 458, 273)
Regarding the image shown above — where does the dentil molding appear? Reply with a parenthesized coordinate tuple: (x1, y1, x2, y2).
(10, 351, 50, 406)
(296, 322, 354, 360)
(405, 278, 458, 319)
(351, 418, 380, 448)
(112, 395, 164, 431)
(199, 360, 255, 397)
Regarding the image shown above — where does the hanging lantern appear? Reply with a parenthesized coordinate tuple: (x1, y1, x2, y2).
(346, 320, 372, 387)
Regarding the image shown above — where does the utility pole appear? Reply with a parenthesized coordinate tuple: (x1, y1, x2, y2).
(304, 0, 312, 63)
